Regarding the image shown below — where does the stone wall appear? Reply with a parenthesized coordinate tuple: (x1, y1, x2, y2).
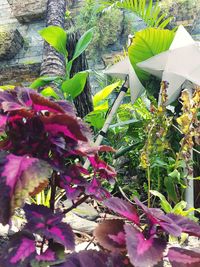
(160, 0, 200, 39)
(10, 0, 47, 23)
(0, 0, 45, 85)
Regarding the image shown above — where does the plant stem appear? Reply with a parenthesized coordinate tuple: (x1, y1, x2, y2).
(62, 195, 89, 215)
(147, 166, 151, 208)
(50, 171, 57, 212)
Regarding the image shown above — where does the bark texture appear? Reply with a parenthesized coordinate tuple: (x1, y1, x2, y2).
(40, 0, 66, 77)
(66, 20, 93, 118)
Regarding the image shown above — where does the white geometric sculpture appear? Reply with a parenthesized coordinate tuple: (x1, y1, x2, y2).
(104, 56, 145, 103)
(138, 25, 200, 105)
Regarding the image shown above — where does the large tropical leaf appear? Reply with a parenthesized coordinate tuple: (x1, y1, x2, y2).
(39, 26, 67, 57)
(61, 71, 88, 99)
(99, 0, 173, 29)
(93, 81, 120, 106)
(128, 27, 175, 81)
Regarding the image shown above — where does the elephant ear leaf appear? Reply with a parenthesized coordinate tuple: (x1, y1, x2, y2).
(0, 152, 52, 225)
(128, 28, 175, 81)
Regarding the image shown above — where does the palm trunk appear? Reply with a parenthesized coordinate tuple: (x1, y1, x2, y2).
(40, 0, 66, 77)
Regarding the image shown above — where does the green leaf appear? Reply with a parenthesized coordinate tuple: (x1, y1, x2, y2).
(94, 101, 109, 111)
(85, 110, 106, 129)
(168, 169, 181, 182)
(72, 28, 94, 61)
(151, 158, 168, 169)
(150, 190, 172, 213)
(30, 76, 60, 89)
(102, 0, 172, 29)
(93, 81, 120, 106)
(61, 71, 88, 99)
(172, 201, 187, 214)
(164, 176, 178, 203)
(40, 87, 59, 100)
(39, 26, 67, 56)
(0, 85, 15, 90)
(128, 28, 175, 81)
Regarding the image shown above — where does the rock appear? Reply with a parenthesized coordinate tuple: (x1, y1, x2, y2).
(75, 241, 99, 252)
(0, 224, 9, 237)
(0, 26, 24, 60)
(63, 212, 97, 234)
(62, 200, 99, 221)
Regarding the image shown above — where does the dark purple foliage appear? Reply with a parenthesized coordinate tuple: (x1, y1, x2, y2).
(0, 87, 116, 215)
(168, 247, 200, 267)
(95, 196, 200, 267)
(0, 151, 51, 225)
(104, 197, 139, 225)
(166, 213, 200, 237)
(56, 250, 126, 267)
(85, 177, 111, 200)
(0, 232, 36, 267)
(24, 204, 75, 250)
(124, 224, 166, 267)
(134, 197, 182, 236)
(94, 219, 126, 252)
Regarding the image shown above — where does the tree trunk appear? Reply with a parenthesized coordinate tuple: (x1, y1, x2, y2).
(40, 0, 66, 77)
(66, 19, 93, 118)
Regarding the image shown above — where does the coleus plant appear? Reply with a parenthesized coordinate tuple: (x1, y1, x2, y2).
(94, 197, 200, 267)
(0, 87, 117, 266)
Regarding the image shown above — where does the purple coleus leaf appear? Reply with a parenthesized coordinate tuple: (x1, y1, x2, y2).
(42, 114, 88, 142)
(33, 243, 65, 266)
(94, 219, 126, 252)
(124, 224, 166, 267)
(168, 247, 200, 267)
(59, 165, 87, 200)
(85, 177, 111, 201)
(88, 155, 116, 183)
(0, 114, 7, 134)
(0, 231, 36, 267)
(57, 250, 126, 267)
(36, 249, 56, 262)
(0, 88, 92, 158)
(24, 204, 75, 250)
(166, 213, 200, 238)
(134, 197, 181, 236)
(104, 197, 139, 225)
(0, 152, 51, 225)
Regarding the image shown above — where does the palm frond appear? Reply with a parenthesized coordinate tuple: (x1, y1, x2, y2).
(98, 0, 173, 29)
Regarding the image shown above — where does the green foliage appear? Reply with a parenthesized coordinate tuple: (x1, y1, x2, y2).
(76, 0, 123, 60)
(40, 87, 60, 100)
(128, 27, 175, 81)
(93, 81, 120, 106)
(66, 28, 94, 75)
(150, 190, 200, 221)
(39, 26, 67, 56)
(61, 71, 88, 99)
(33, 27, 94, 101)
(99, 0, 173, 29)
(85, 81, 120, 129)
(30, 76, 61, 89)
